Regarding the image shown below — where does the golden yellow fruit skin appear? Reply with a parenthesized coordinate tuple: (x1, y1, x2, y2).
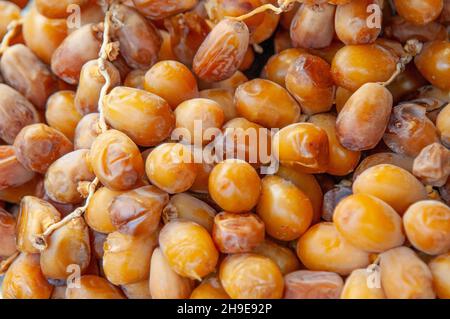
(208, 159, 261, 213)
(331, 44, 398, 91)
(212, 212, 265, 254)
(0, 207, 16, 257)
(353, 164, 428, 214)
(109, 185, 168, 236)
(190, 276, 230, 299)
(334, 193, 405, 253)
(124, 69, 145, 90)
(395, 0, 444, 25)
(74, 113, 101, 150)
(252, 239, 301, 275)
(199, 88, 237, 122)
(40, 217, 91, 280)
(285, 53, 335, 115)
(0, 1, 21, 40)
(380, 246, 436, 299)
(144, 60, 199, 109)
(85, 187, 123, 234)
(335, 86, 353, 113)
(75, 60, 121, 116)
(296, 223, 371, 276)
(89, 129, 145, 191)
(2, 253, 53, 299)
(221, 117, 272, 165)
(66, 275, 125, 299)
(149, 248, 194, 299)
(190, 161, 214, 194)
(103, 231, 158, 285)
(45, 91, 82, 141)
(145, 143, 198, 194)
(121, 279, 152, 299)
(429, 253, 450, 299)
(257, 175, 313, 241)
(35, 0, 89, 19)
(309, 113, 361, 176)
(159, 220, 219, 280)
(0, 175, 42, 205)
(403, 200, 450, 255)
(174, 98, 224, 145)
(44, 149, 96, 204)
(235, 78, 301, 129)
(415, 40, 450, 91)
(219, 253, 284, 299)
(276, 165, 323, 223)
(272, 123, 329, 173)
(103, 86, 175, 147)
(336, 83, 393, 151)
(436, 103, 450, 147)
(264, 48, 306, 87)
(163, 193, 216, 232)
(16, 196, 61, 254)
(353, 152, 414, 181)
(341, 269, 386, 299)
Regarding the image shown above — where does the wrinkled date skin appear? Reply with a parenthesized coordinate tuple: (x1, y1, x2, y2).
(385, 16, 447, 43)
(75, 60, 121, 115)
(74, 113, 100, 150)
(2, 253, 54, 299)
(89, 129, 145, 191)
(193, 19, 250, 82)
(109, 185, 169, 236)
(290, 3, 336, 49)
(286, 53, 335, 115)
(13, 124, 74, 174)
(112, 4, 162, 70)
(212, 212, 265, 254)
(39, 217, 91, 280)
(0, 207, 17, 257)
(132, 0, 198, 20)
(103, 230, 158, 285)
(0, 85, 40, 144)
(283, 270, 344, 299)
(51, 24, 102, 85)
(335, 0, 381, 45)
(383, 103, 440, 157)
(44, 149, 96, 204)
(0, 145, 35, 190)
(272, 123, 330, 173)
(164, 11, 211, 66)
(336, 83, 393, 151)
(0, 44, 58, 110)
(16, 196, 61, 254)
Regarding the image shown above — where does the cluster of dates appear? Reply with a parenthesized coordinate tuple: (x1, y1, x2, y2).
(0, 0, 449, 299)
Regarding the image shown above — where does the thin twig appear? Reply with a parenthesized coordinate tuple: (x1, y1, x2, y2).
(380, 63, 403, 87)
(380, 39, 423, 87)
(230, 0, 299, 21)
(0, 19, 23, 55)
(32, 1, 119, 251)
(97, 8, 115, 133)
(32, 178, 100, 250)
